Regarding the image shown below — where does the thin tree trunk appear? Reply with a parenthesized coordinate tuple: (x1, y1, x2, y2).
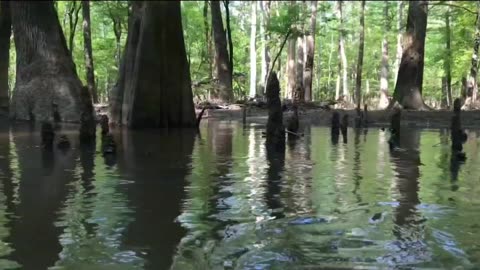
(445, 1, 452, 108)
(67, 1, 81, 53)
(394, 1, 404, 84)
(328, 31, 334, 96)
(379, 1, 390, 109)
(294, 35, 304, 102)
(391, 0, 429, 110)
(224, 0, 233, 81)
(10, 1, 86, 122)
(260, 1, 270, 94)
(304, 0, 317, 102)
(118, 2, 196, 128)
(211, 0, 233, 103)
(82, 0, 98, 104)
(336, 1, 349, 102)
(203, 0, 212, 79)
(249, 1, 257, 98)
(465, 1, 480, 109)
(0, 0, 11, 113)
(286, 38, 296, 99)
(355, 0, 365, 110)
(112, 15, 122, 70)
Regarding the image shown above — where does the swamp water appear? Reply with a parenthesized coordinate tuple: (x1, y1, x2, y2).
(0, 120, 478, 269)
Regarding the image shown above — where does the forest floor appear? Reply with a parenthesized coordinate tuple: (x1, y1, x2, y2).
(197, 105, 480, 129)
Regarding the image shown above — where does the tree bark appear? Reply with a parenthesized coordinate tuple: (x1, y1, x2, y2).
(336, 1, 349, 102)
(10, 1, 86, 122)
(110, 1, 142, 125)
(355, 0, 365, 110)
(304, 1, 317, 102)
(393, 1, 404, 85)
(249, 1, 257, 98)
(0, 0, 11, 114)
(82, 0, 98, 104)
(464, 1, 480, 109)
(391, 0, 429, 110)
(379, 1, 390, 109)
(116, 2, 196, 128)
(294, 35, 304, 102)
(444, 2, 452, 108)
(67, 1, 81, 53)
(211, 0, 233, 103)
(108, 5, 123, 70)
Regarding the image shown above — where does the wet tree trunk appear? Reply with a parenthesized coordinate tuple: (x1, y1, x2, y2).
(464, 1, 480, 109)
(391, 0, 429, 110)
(0, 0, 11, 114)
(116, 2, 196, 128)
(10, 1, 85, 122)
(82, 0, 98, 104)
(67, 1, 81, 53)
(336, 1, 349, 102)
(379, 1, 390, 109)
(249, 1, 257, 98)
(260, 1, 271, 95)
(110, 2, 142, 125)
(444, 2, 452, 108)
(393, 1, 404, 85)
(211, 0, 233, 103)
(355, 0, 365, 110)
(304, 0, 317, 102)
(294, 35, 304, 102)
(286, 38, 296, 99)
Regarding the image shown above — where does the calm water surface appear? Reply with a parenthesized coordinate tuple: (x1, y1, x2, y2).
(0, 120, 479, 269)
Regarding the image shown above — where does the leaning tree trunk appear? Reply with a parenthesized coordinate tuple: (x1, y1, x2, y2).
(249, 1, 257, 98)
(0, 0, 11, 114)
(464, 1, 480, 109)
(391, 0, 429, 110)
(379, 1, 390, 109)
(10, 1, 86, 122)
(355, 0, 365, 110)
(116, 1, 196, 128)
(211, 0, 233, 103)
(304, 0, 317, 102)
(82, 0, 98, 104)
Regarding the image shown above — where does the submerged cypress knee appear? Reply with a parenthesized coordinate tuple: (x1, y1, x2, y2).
(451, 98, 467, 159)
(341, 114, 348, 143)
(100, 114, 109, 135)
(102, 133, 116, 155)
(286, 104, 299, 133)
(388, 108, 401, 149)
(266, 72, 285, 148)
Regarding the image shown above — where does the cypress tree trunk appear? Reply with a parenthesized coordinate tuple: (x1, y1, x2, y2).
(444, 2, 452, 108)
(0, 0, 11, 114)
(303, 1, 317, 102)
(67, 1, 81, 53)
(110, 2, 142, 125)
(10, 1, 85, 122)
(286, 38, 296, 99)
(116, 1, 196, 128)
(203, 0, 212, 80)
(355, 0, 365, 110)
(379, 1, 390, 109)
(336, 0, 349, 102)
(82, 0, 98, 104)
(211, 1, 233, 103)
(464, 1, 480, 109)
(393, 1, 404, 86)
(391, 0, 429, 110)
(260, 1, 270, 95)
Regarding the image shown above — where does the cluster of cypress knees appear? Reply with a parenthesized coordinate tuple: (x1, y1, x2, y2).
(40, 111, 116, 155)
(264, 72, 467, 160)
